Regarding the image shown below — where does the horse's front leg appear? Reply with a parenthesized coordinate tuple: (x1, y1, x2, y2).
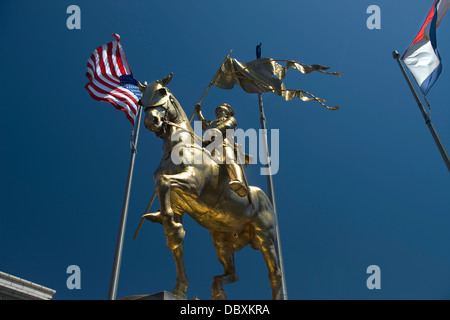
(171, 239, 188, 299)
(156, 175, 186, 250)
(143, 209, 188, 299)
(155, 171, 198, 298)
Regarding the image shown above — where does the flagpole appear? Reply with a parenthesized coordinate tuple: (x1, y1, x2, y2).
(392, 50, 450, 172)
(256, 43, 288, 300)
(107, 105, 143, 300)
(190, 50, 233, 123)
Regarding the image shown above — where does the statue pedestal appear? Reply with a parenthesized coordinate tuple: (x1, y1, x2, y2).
(119, 291, 185, 300)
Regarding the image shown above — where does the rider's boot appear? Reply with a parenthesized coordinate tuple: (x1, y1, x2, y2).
(226, 163, 249, 197)
(229, 181, 248, 197)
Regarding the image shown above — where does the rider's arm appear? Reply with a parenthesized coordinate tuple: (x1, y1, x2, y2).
(195, 103, 210, 130)
(215, 117, 237, 132)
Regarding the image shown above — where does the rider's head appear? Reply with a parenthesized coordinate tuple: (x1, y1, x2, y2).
(215, 103, 234, 118)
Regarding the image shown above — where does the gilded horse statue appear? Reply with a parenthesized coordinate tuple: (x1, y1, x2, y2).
(136, 73, 283, 300)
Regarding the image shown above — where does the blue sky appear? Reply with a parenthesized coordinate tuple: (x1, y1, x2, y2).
(1, 0, 450, 300)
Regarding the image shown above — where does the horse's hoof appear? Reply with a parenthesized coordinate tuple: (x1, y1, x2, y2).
(143, 211, 162, 224)
(212, 289, 227, 300)
(171, 289, 187, 300)
(165, 223, 185, 250)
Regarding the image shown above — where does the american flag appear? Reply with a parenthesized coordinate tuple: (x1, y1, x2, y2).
(85, 34, 141, 125)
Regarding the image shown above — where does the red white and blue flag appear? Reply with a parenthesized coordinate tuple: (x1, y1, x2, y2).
(85, 34, 141, 125)
(402, 0, 450, 95)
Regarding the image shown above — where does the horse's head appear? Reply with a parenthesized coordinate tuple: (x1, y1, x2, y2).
(139, 73, 178, 137)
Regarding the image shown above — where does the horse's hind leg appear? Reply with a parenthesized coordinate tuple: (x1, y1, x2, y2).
(210, 232, 238, 300)
(255, 229, 283, 300)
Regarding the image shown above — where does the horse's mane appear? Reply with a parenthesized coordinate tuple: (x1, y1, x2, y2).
(169, 92, 194, 133)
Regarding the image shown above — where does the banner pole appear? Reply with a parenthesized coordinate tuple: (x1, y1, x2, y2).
(256, 43, 288, 300)
(393, 50, 450, 172)
(189, 50, 233, 122)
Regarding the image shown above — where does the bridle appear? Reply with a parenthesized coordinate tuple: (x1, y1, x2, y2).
(144, 93, 204, 146)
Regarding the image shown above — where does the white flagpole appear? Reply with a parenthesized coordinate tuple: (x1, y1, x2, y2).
(107, 105, 143, 300)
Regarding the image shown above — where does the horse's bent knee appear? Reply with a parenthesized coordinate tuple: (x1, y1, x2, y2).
(156, 175, 171, 191)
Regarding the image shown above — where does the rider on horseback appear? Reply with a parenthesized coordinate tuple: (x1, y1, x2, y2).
(195, 103, 249, 198)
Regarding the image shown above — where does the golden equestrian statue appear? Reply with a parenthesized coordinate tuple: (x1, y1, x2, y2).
(135, 73, 283, 300)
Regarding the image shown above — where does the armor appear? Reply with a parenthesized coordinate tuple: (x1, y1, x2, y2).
(196, 103, 248, 197)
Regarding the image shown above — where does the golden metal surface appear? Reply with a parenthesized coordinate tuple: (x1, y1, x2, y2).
(195, 102, 249, 198)
(137, 74, 283, 300)
(213, 57, 341, 110)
